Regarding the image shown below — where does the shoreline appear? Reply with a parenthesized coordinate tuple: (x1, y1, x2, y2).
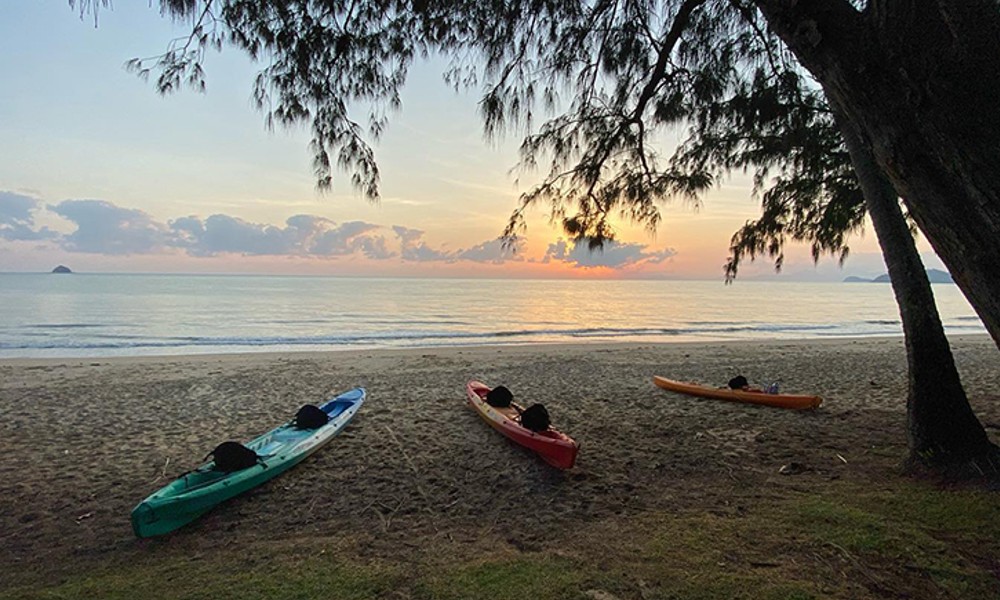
(1, 332, 991, 368)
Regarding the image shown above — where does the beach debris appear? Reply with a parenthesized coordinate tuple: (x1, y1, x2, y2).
(383, 425, 430, 504)
(75, 511, 94, 523)
(778, 462, 807, 475)
(361, 497, 406, 532)
(149, 457, 172, 484)
(836, 454, 848, 464)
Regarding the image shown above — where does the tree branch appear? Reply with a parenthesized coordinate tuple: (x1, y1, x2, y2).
(632, 0, 708, 122)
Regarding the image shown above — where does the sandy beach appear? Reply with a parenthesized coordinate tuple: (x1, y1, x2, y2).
(1, 335, 998, 595)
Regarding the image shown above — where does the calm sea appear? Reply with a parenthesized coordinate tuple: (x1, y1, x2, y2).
(0, 273, 985, 359)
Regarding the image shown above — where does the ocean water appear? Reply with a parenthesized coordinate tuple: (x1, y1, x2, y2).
(0, 273, 985, 359)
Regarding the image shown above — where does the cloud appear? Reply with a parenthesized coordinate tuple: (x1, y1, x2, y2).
(390, 227, 530, 264)
(48, 199, 170, 254)
(392, 225, 456, 262)
(352, 235, 395, 260)
(4, 195, 668, 272)
(170, 214, 392, 258)
(0, 191, 58, 241)
(391, 225, 425, 246)
(544, 238, 676, 268)
(0, 192, 37, 226)
(309, 219, 393, 259)
(456, 237, 525, 264)
(185, 214, 287, 255)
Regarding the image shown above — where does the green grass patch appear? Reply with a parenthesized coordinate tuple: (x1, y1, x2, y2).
(792, 496, 893, 552)
(2, 557, 398, 600)
(876, 482, 1000, 532)
(630, 513, 822, 599)
(578, 481, 1000, 599)
(779, 483, 1000, 598)
(4, 480, 998, 600)
(417, 557, 588, 600)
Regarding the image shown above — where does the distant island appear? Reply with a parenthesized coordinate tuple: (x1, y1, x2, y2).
(844, 268, 953, 284)
(51, 265, 73, 274)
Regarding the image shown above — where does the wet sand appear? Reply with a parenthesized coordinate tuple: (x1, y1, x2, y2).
(1, 335, 998, 589)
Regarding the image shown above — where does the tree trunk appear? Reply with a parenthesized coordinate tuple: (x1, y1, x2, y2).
(836, 111, 996, 468)
(753, 0, 1000, 353)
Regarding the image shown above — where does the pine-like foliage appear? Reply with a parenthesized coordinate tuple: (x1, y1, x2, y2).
(672, 68, 867, 280)
(72, 0, 870, 276)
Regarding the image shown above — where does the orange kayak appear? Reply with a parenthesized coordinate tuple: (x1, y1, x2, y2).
(652, 376, 822, 410)
(466, 381, 579, 469)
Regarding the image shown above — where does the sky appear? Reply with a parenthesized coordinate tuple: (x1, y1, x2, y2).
(0, 2, 945, 280)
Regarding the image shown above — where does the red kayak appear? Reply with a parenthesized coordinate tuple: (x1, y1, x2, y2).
(466, 380, 579, 469)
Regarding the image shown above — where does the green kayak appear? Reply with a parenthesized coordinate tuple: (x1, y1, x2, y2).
(131, 387, 365, 538)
